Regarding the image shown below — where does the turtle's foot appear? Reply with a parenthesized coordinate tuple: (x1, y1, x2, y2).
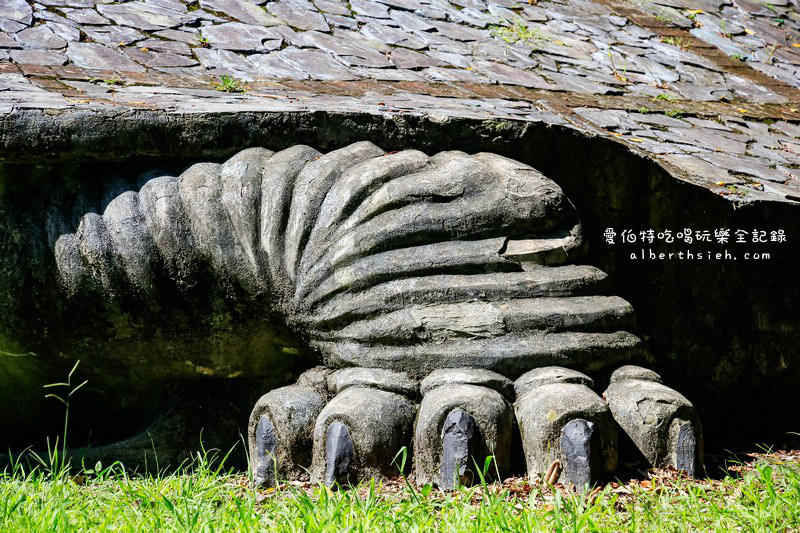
(249, 365, 702, 489)
(603, 365, 703, 477)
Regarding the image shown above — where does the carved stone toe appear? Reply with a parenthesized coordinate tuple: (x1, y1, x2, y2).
(603, 365, 703, 476)
(514, 367, 617, 487)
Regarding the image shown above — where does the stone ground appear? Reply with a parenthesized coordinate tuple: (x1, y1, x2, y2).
(1, 0, 799, 203)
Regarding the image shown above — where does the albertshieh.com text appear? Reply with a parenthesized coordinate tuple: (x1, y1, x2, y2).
(632, 249, 770, 261)
(603, 228, 785, 261)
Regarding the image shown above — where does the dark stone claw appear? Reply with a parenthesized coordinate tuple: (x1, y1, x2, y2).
(324, 421, 354, 487)
(254, 415, 277, 487)
(671, 419, 697, 478)
(440, 408, 477, 490)
(560, 418, 596, 488)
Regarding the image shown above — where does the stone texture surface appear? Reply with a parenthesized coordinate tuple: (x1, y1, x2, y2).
(0, 0, 799, 203)
(310, 387, 416, 483)
(421, 368, 514, 401)
(248, 374, 327, 483)
(514, 367, 618, 483)
(50, 144, 643, 377)
(0, 0, 793, 480)
(415, 384, 513, 487)
(604, 365, 704, 476)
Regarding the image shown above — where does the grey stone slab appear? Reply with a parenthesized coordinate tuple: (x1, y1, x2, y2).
(350, 66, 423, 80)
(200, 0, 282, 26)
(749, 61, 800, 88)
(520, 5, 549, 23)
(627, 56, 680, 83)
(747, 143, 792, 166)
(324, 13, 358, 29)
(660, 153, 733, 182)
(250, 51, 309, 79)
(761, 180, 800, 201)
(744, 18, 792, 46)
(9, 49, 66, 65)
(144, 0, 189, 12)
(36, 0, 105, 7)
(83, 26, 146, 45)
(429, 19, 490, 42)
(125, 48, 198, 67)
(63, 79, 112, 93)
(0, 31, 20, 49)
(153, 28, 199, 44)
(59, 8, 110, 25)
(14, 25, 67, 50)
(375, 0, 420, 10)
(137, 38, 192, 55)
(683, 117, 733, 131)
(189, 8, 227, 23)
(412, 6, 446, 20)
(772, 121, 800, 139)
(486, 4, 516, 23)
(667, 127, 748, 155)
(200, 22, 282, 52)
(671, 82, 721, 101)
(423, 368, 513, 400)
(452, 6, 493, 27)
(335, 54, 392, 68)
(573, 108, 639, 130)
(700, 152, 786, 181)
(350, 0, 388, 18)
(361, 22, 425, 49)
(267, 1, 330, 31)
(423, 65, 489, 83)
(66, 42, 146, 71)
(675, 63, 725, 85)
(629, 112, 688, 128)
(472, 40, 538, 68)
(613, 44, 651, 56)
(474, 60, 556, 89)
(97, 2, 195, 31)
(714, 127, 758, 144)
(0, 18, 27, 33)
(0, 0, 33, 25)
(591, 49, 643, 74)
(647, 42, 720, 71)
(544, 72, 621, 95)
(690, 27, 751, 59)
(426, 50, 469, 68)
(389, 10, 434, 31)
(315, 0, 350, 16)
(277, 47, 357, 80)
(328, 368, 418, 396)
(391, 47, 443, 69)
(354, 14, 400, 27)
(725, 74, 787, 104)
(194, 47, 254, 73)
(283, 0, 316, 8)
(411, 30, 470, 54)
(303, 30, 390, 66)
(32, 10, 81, 33)
(270, 24, 316, 47)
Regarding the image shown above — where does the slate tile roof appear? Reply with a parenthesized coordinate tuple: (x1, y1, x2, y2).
(1, 0, 799, 202)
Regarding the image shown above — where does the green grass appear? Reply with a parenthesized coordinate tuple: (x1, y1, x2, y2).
(2, 450, 799, 532)
(211, 75, 247, 94)
(489, 18, 547, 50)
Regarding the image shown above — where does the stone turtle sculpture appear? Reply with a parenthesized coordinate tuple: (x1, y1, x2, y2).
(53, 142, 702, 488)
